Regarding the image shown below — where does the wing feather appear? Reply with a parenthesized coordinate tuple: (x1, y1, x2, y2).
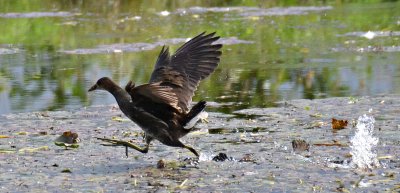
(128, 82, 180, 111)
(149, 32, 222, 112)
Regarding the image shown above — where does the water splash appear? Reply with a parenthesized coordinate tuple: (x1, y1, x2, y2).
(350, 114, 380, 170)
(199, 152, 215, 162)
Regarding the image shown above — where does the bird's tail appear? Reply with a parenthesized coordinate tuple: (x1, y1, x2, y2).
(182, 101, 207, 129)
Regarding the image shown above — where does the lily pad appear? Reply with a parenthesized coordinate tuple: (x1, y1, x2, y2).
(54, 131, 80, 149)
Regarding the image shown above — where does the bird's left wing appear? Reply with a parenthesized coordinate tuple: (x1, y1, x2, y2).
(125, 81, 182, 113)
(149, 32, 222, 112)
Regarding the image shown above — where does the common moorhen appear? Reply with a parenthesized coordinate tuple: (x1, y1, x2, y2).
(88, 32, 222, 157)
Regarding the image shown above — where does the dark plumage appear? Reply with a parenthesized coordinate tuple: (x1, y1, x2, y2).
(88, 32, 222, 157)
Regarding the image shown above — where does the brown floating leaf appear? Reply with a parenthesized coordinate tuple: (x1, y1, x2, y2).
(239, 153, 256, 163)
(292, 139, 310, 152)
(332, 118, 348, 130)
(313, 140, 348, 147)
(38, 131, 48, 135)
(0, 135, 10, 138)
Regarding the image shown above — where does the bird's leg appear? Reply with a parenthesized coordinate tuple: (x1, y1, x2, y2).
(96, 137, 149, 157)
(183, 145, 199, 157)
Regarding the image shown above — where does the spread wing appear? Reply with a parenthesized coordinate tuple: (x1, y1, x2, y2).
(125, 81, 181, 123)
(149, 32, 222, 112)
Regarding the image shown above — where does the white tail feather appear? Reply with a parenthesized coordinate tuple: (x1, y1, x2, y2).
(183, 111, 208, 129)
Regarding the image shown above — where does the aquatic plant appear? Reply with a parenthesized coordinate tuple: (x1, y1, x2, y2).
(350, 114, 380, 170)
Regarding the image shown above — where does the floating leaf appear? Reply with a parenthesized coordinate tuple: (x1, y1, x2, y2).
(18, 146, 49, 153)
(314, 140, 347, 147)
(111, 116, 129, 122)
(239, 153, 256, 163)
(61, 168, 72, 173)
(332, 118, 348, 130)
(303, 121, 326, 129)
(378, 155, 393, 160)
(0, 149, 15, 154)
(310, 113, 323, 118)
(0, 135, 10, 138)
(348, 96, 359, 104)
(54, 131, 80, 149)
(38, 131, 48, 135)
(54, 142, 80, 148)
(15, 131, 29, 135)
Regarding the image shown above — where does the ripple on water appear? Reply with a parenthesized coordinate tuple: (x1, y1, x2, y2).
(0, 48, 20, 55)
(0, 12, 75, 18)
(175, 6, 332, 17)
(60, 37, 253, 55)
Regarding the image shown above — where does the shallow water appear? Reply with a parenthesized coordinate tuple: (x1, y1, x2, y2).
(1, 96, 399, 192)
(0, 1, 399, 114)
(1, 1, 400, 191)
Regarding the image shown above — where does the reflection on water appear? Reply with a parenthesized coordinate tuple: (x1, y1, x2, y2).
(0, 0, 400, 114)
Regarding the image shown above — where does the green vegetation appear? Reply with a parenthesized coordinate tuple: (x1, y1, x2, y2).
(0, 0, 399, 113)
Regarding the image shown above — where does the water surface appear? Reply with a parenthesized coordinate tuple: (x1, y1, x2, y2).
(0, 0, 399, 114)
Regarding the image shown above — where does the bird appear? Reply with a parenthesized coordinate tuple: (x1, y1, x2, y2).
(88, 32, 222, 157)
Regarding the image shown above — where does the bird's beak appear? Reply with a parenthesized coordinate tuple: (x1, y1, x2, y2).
(88, 84, 98, 92)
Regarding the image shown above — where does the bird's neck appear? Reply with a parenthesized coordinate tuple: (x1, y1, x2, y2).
(108, 86, 130, 103)
(111, 88, 137, 120)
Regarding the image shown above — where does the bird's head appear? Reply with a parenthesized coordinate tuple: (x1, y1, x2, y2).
(88, 77, 116, 92)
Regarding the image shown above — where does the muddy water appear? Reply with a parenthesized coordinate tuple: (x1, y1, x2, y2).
(1, 95, 399, 192)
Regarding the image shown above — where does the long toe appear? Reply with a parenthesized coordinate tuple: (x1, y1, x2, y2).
(96, 137, 149, 153)
(96, 137, 126, 146)
(184, 145, 200, 157)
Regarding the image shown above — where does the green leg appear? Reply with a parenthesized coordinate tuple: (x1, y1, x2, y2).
(201, 117, 209, 123)
(96, 137, 149, 157)
(183, 145, 199, 157)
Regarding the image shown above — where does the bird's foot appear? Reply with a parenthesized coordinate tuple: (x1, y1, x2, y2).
(200, 117, 209, 123)
(199, 111, 209, 123)
(96, 137, 148, 157)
